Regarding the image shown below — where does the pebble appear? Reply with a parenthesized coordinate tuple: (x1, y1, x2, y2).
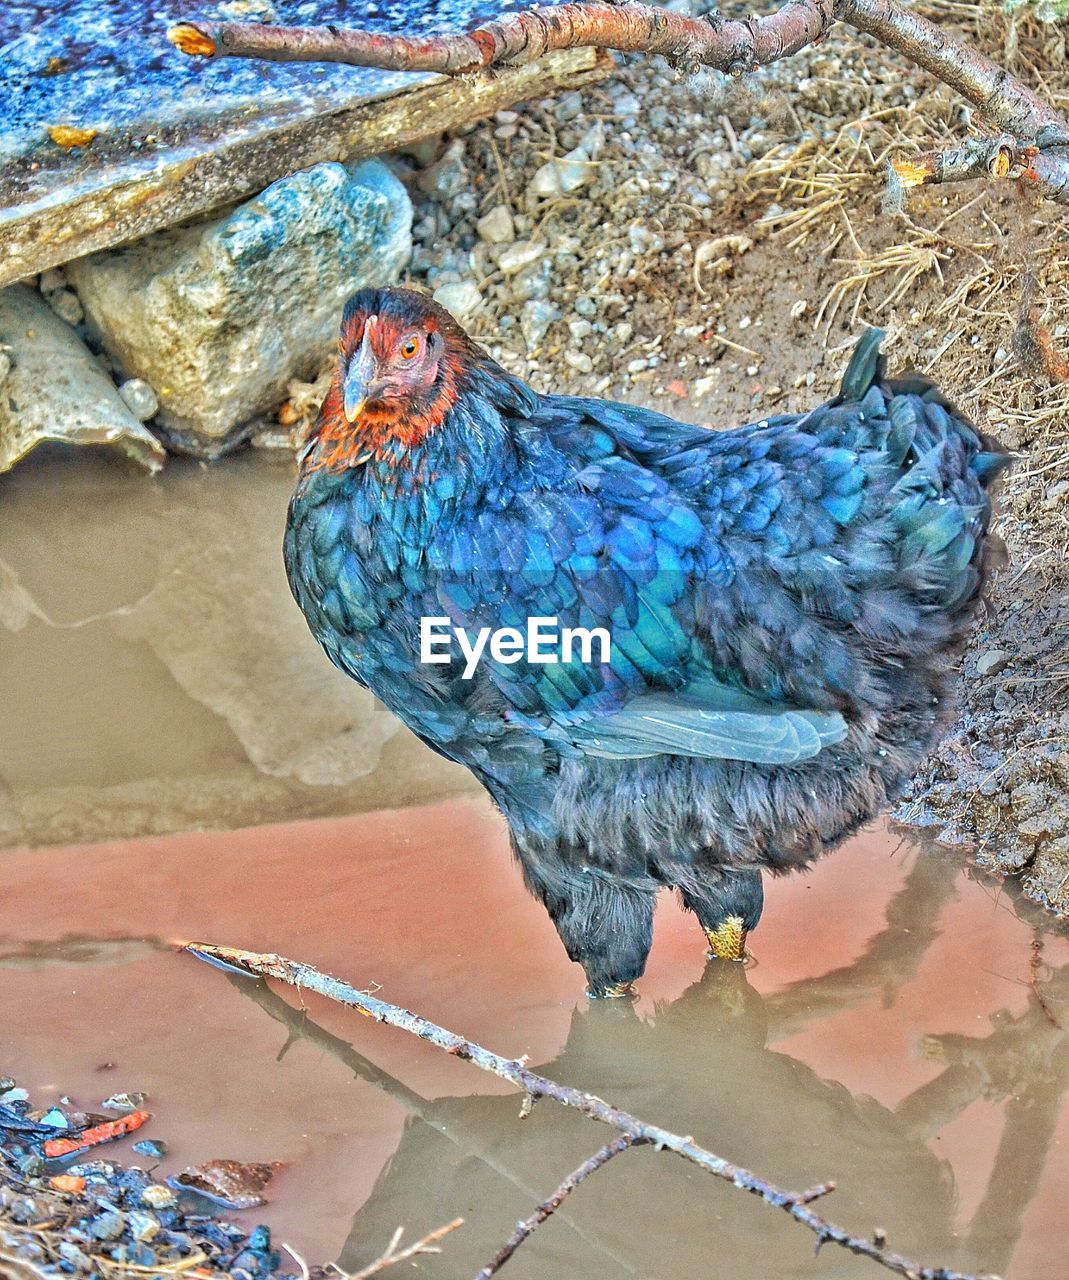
(102, 1092, 146, 1112)
(568, 319, 593, 341)
(476, 205, 515, 245)
(520, 300, 560, 348)
(38, 267, 67, 294)
(0, 351, 11, 387)
(128, 1211, 160, 1242)
(564, 351, 594, 374)
(90, 1209, 126, 1241)
(976, 650, 1013, 677)
(498, 241, 543, 275)
(140, 1184, 176, 1209)
(574, 297, 596, 319)
(117, 379, 159, 421)
(555, 90, 583, 122)
(47, 289, 84, 327)
(417, 139, 467, 201)
(432, 281, 482, 322)
(132, 1138, 168, 1159)
(58, 1242, 93, 1270)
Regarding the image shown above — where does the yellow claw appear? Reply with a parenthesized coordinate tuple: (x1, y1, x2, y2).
(705, 915, 748, 962)
(594, 981, 636, 999)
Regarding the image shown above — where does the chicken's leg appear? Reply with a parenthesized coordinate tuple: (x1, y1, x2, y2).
(680, 869, 764, 962)
(519, 852, 657, 997)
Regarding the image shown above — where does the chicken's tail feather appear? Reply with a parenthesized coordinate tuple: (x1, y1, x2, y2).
(835, 326, 886, 404)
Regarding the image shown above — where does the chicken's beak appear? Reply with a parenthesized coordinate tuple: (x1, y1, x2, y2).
(343, 320, 384, 423)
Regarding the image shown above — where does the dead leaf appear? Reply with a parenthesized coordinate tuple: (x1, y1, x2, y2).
(172, 1159, 283, 1209)
(47, 125, 99, 150)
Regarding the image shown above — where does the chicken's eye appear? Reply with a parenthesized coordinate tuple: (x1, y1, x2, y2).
(400, 337, 420, 361)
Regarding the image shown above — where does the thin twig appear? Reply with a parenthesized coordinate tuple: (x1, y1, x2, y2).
(333, 1219, 465, 1280)
(182, 941, 1001, 1280)
(474, 1135, 641, 1279)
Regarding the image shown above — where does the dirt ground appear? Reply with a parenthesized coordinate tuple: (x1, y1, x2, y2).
(286, 0, 1069, 913)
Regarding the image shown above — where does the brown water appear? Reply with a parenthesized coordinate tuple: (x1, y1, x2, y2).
(4, 450, 1069, 1280)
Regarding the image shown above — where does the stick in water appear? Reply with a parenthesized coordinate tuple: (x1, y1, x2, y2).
(181, 941, 1000, 1280)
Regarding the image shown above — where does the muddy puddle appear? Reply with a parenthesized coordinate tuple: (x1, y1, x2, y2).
(4, 450, 1069, 1280)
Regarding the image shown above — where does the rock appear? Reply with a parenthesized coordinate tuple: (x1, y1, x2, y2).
(170, 1159, 282, 1210)
(139, 1185, 175, 1210)
(520, 300, 560, 349)
(498, 241, 543, 275)
(68, 160, 412, 444)
(101, 1092, 146, 1112)
(39, 268, 66, 294)
(131, 1139, 167, 1159)
(128, 1212, 160, 1242)
(417, 139, 468, 200)
(90, 1209, 126, 1241)
(117, 380, 159, 422)
(0, 349, 10, 386)
(432, 281, 483, 323)
(46, 288, 84, 327)
(49, 1174, 87, 1193)
(476, 205, 515, 245)
(528, 122, 604, 198)
(0, 286, 164, 474)
(976, 649, 1013, 677)
(564, 351, 594, 374)
(58, 1243, 93, 1270)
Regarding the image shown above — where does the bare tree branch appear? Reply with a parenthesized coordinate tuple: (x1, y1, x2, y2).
(182, 940, 1000, 1280)
(168, 1, 837, 77)
(166, 0, 1069, 204)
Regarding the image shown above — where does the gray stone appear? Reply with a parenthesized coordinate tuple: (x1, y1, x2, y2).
(498, 241, 544, 275)
(521, 300, 561, 349)
(118, 380, 159, 422)
(432, 281, 483, 322)
(528, 122, 605, 198)
(417, 139, 468, 201)
(68, 161, 412, 443)
(0, 286, 164, 474)
(477, 205, 516, 245)
(46, 288, 84, 327)
(976, 649, 1014, 677)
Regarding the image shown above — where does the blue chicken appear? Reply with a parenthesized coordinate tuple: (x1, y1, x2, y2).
(285, 288, 1007, 995)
